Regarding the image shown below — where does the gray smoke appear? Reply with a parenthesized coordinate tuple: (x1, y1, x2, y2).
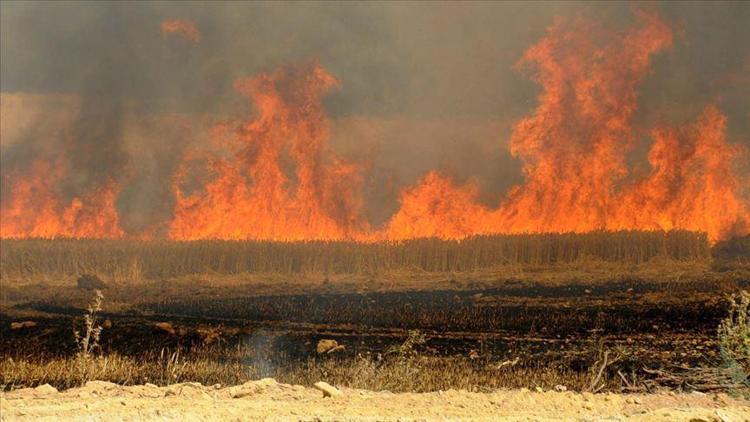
(1, 1, 748, 232)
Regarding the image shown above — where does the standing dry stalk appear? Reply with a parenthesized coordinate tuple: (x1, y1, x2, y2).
(74, 289, 105, 359)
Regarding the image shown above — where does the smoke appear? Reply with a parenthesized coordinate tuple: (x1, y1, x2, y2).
(1, 2, 748, 238)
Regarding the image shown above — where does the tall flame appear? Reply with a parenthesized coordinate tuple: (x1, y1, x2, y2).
(168, 62, 366, 241)
(1, 10, 747, 242)
(385, 11, 749, 243)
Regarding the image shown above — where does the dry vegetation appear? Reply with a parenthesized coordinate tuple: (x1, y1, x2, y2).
(1, 230, 712, 283)
(1, 230, 748, 396)
(0, 350, 595, 393)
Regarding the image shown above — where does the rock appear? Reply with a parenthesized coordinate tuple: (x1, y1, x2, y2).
(326, 345, 346, 354)
(494, 357, 520, 370)
(154, 322, 176, 335)
(229, 386, 252, 399)
(256, 378, 277, 386)
(34, 384, 58, 395)
(229, 379, 277, 398)
(10, 321, 37, 330)
(626, 397, 643, 405)
(554, 385, 567, 392)
(77, 273, 108, 290)
(83, 380, 120, 395)
(316, 339, 338, 354)
(313, 381, 342, 398)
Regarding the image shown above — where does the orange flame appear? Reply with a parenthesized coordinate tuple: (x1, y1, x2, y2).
(168, 62, 367, 241)
(385, 11, 749, 243)
(2, 11, 747, 243)
(160, 19, 201, 43)
(0, 159, 124, 239)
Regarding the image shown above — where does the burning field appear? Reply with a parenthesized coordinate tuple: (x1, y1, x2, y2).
(2, 6, 749, 243)
(1, 2, 749, 420)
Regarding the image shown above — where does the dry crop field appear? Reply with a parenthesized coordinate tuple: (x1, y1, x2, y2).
(2, 231, 749, 396)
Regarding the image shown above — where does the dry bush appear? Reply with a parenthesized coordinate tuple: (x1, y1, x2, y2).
(74, 289, 105, 358)
(718, 291, 750, 389)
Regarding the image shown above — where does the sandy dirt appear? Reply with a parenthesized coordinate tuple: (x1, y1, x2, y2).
(1, 379, 748, 421)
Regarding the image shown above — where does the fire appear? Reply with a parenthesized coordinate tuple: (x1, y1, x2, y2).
(160, 19, 201, 43)
(1, 10, 747, 243)
(168, 62, 367, 241)
(0, 159, 124, 239)
(614, 106, 749, 241)
(385, 10, 749, 243)
(383, 172, 492, 240)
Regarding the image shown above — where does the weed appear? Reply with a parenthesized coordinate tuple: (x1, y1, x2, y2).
(718, 291, 750, 391)
(386, 330, 427, 358)
(72, 289, 105, 383)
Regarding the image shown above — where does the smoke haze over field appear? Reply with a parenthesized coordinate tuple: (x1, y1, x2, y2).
(1, 1, 748, 239)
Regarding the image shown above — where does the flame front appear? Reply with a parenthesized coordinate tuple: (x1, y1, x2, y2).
(168, 63, 366, 241)
(384, 11, 749, 243)
(0, 159, 124, 239)
(1, 10, 748, 242)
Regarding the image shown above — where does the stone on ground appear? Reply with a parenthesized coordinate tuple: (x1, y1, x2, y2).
(313, 381, 342, 398)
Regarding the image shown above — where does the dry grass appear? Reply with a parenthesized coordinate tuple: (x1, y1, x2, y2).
(0, 230, 710, 283)
(0, 348, 596, 393)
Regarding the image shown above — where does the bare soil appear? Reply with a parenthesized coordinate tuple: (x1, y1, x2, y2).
(2, 379, 748, 421)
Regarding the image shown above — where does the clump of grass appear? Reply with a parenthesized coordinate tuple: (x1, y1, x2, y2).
(386, 330, 427, 358)
(718, 291, 750, 390)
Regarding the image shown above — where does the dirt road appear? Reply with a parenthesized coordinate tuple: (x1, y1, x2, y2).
(1, 379, 748, 421)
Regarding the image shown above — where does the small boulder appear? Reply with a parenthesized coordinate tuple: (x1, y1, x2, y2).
(326, 345, 346, 354)
(34, 384, 58, 395)
(313, 381, 341, 398)
(316, 339, 338, 354)
(83, 380, 120, 395)
(77, 274, 108, 291)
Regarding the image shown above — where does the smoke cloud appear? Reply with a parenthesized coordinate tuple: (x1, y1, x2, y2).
(1, 2, 748, 238)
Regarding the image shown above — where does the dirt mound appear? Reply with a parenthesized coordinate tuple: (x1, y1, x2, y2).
(2, 380, 748, 421)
